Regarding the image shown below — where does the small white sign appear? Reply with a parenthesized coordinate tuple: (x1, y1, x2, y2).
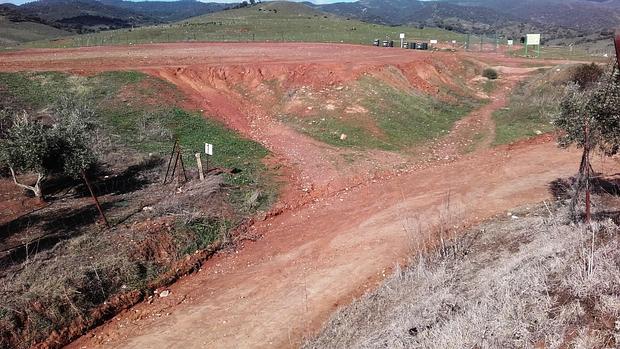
(451, 40, 457, 44)
(205, 143, 213, 156)
(430, 39, 438, 44)
(507, 40, 514, 46)
(400, 33, 405, 39)
(526, 34, 541, 46)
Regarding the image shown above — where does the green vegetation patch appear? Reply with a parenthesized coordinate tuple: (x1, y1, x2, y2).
(493, 67, 569, 145)
(24, 2, 465, 49)
(0, 71, 275, 209)
(0, 70, 278, 348)
(284, 77, 478, 151)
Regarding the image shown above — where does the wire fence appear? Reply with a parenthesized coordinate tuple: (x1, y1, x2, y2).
(0, 150, 215, 268)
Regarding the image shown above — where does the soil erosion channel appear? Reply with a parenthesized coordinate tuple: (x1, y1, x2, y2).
(0, 43, 586, 348)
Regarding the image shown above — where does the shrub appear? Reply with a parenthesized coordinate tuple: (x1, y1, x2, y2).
(569, 63, 604, 90)
(482, 68, 498, 80)
(0, 96, 98, 198)
(555, 64, 620, 156)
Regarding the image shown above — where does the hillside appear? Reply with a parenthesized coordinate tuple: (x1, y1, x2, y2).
(6, 0, 230, 33)
(18, 0, 157, 31)
(0, 4, 70, 46)
(444, 0, 620, 32)
(25, 1, 466, 48)
(98, 0, 228, 22)
(316, 0, 612, 44)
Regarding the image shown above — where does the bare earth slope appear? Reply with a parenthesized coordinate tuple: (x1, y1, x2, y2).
(0, 43, 597, 348)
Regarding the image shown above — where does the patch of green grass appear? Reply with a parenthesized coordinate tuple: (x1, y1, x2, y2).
(494, 107, 553, 145)
(0, 70, 277, 211)
(23, 2, 465, 49)
(493, 68, 567, 145)
(175, 218, 233, 255)
(482, 80, 497, 94)
(0, 71, 70, 107)
(284, 77, 478, 151)
(508, 45, 608, 62)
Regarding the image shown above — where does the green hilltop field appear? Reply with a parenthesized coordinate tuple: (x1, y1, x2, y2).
(21, 1, 466, 49)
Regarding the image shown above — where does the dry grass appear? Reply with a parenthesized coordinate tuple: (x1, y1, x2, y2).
(0, 159, 228, 349)
(305, 202, 620, 349)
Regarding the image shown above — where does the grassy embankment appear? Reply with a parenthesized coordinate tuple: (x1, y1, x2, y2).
(493, 66, 577, 145)
(0, 71, 276, 348)
(282, 76, 478, 151)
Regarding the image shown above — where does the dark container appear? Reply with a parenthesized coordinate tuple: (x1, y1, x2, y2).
(409, 42, 417, 49)
(389, 40, 394, 47)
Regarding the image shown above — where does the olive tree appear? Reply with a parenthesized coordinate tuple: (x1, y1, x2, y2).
(0, 97, 97, 199)
(1, 114, 51, 198)
(555, 65, 620, 156)
(554, 63, 620, 220)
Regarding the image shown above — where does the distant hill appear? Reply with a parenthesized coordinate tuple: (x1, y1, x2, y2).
(0, 3, 70, 46)
(314, 0, 579, 39)
(30, 1, 465, 48)
(18, 0, 157, 31)
(98, 0, 228, 23)
(438, 0, 620, 32)
(314, 0, 615, 43)
(5, 0, 232, 33)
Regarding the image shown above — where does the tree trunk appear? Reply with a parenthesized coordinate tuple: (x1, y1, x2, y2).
(9, 167, 45, 200)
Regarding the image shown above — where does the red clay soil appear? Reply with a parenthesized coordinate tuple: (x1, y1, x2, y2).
(0, 43, 604, 348)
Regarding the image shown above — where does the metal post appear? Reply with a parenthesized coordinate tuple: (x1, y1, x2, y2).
(585, 122, 591, 224)
(81, 170, 109, 228)
(163, 139, 178, 184)
(170, 150, 180, 182)
(178, 148, 188, 183)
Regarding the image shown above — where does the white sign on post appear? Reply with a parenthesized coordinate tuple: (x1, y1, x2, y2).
(399, 33, 405, 39)
(205, 143, 213, 156)
(430, 39, 438, 44)
(507, 40, 514, 46)
(526, 34, 541, 46)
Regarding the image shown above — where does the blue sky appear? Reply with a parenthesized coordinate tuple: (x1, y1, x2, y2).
(1, 0, 356, 5)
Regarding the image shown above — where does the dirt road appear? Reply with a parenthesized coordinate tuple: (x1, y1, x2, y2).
(0, 42, 461, 72)
(67, 140, 587, 349)
(0, 43, 592, 348)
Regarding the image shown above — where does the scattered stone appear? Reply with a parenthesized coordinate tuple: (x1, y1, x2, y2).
(159, 290, 171, 298)
(340, 133, 348, 141)
(142, 206, 154, 212)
